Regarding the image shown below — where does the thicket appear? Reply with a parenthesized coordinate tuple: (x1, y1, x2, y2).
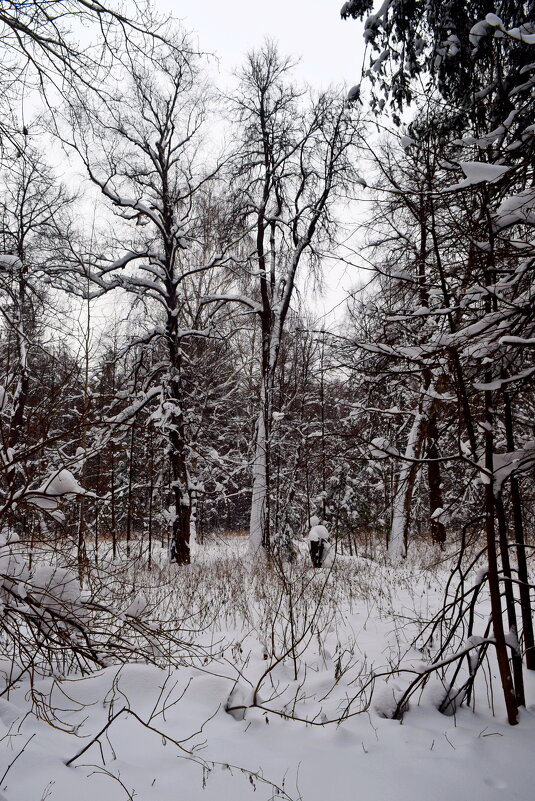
(0, 0, 533, 732)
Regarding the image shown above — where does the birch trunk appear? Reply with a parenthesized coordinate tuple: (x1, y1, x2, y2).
(249, 406, 268, 556)
(388, 408, 424, 562)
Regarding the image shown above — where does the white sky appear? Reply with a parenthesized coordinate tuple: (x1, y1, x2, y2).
(160, 0, 366, 322)
(166, 0, 363, 91)
(61, 1, 367, 342)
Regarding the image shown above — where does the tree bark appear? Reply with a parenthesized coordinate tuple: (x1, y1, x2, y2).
(484, 388, 518, 725)
(502, 387, 535, 670)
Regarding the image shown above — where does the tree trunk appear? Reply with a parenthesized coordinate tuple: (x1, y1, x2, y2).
(170, 499, 191, 565)
(249, 402, 269, 555)
(483, 388, 518, 725)
(495, 493, 525, 708)
(503, 387, 535, 669)
(168, 415, 191, 565)
(425, 407, 446, 546)
(389, 407, 425, 561)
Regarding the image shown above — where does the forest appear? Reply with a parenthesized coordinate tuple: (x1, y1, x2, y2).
(0, 1, 534, 799)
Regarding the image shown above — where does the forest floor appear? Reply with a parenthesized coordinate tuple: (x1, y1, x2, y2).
(0, 536, 534, 801)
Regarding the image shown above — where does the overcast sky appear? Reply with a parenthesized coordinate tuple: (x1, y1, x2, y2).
(165, 0, 363, 91)
(160, 1, 365, 320)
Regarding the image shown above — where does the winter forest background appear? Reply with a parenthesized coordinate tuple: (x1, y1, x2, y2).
(0, 2, 534, 800)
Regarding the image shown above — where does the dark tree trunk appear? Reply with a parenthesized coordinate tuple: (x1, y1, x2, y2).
(495, 494, 525, 708)
(125, 423, 135, 558)
(170, 500, 191, 565)
(426, 409, 446, 546)
(484, 389, 518, 725)
(168, 421, 191, 565)
(309, 540, 325, 568)
(503, 388, 535, 670)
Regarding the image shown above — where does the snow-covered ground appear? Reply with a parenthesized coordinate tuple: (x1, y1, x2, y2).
(0, 537, 533, 801)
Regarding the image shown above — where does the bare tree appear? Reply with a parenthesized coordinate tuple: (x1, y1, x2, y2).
(213, 42, 361, 556)
(64, 38, 240, 564)
(0, 0, 175, 150)
(0, 145, 86, 533)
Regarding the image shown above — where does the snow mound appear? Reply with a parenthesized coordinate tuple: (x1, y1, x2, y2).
(29, 566, 81, 610)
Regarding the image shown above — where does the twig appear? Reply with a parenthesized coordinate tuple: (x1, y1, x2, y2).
(0, 733, 36, 787)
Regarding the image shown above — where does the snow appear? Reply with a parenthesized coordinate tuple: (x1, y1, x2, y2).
(39, 469, 85, 497)
(123, 592, 149, 618)
(494, 189, 535, 229)
(0, 541, 533, 801)
(473, 366, 535, 391)
(400, 135, 415, 149)
(445, 162, 510, 191)
(307, 523, 330, 542)
(469, 20, 490, 48)
(505, 26, 535, 45)
(369, 437, 398, 459)
(25, 469, 86, 511)
(492, 441, 535, 492)
(29, 566, 82, 610)
(0, 550, 30, 587)
(485, 13, 504, 28)
(0, 254, 22, 270)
